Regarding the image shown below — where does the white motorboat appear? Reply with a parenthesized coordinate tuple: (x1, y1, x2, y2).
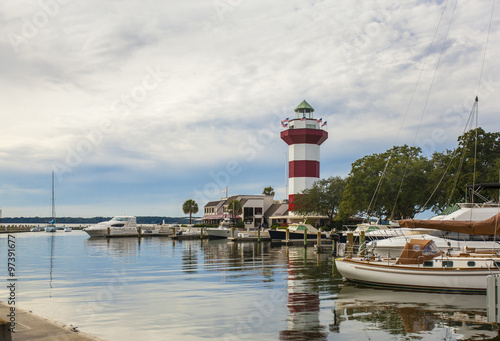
(206, 218, 232, 239)
(64, 226, 72, 232)
(45, 225, 57, 232)
(268, 223, 327, 241)
(83, 216, 138, 237)
(335, 213, 500, 293)
(431, 201, 500, 221)
(30, 226, 44, 232)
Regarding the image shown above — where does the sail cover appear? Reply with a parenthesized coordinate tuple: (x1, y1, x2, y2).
(399, 212, 500, 235)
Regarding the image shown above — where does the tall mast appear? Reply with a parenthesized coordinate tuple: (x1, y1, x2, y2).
(51, 171, 55, 223)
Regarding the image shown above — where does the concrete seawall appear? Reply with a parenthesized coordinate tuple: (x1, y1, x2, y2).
(0, 302, 105, 341)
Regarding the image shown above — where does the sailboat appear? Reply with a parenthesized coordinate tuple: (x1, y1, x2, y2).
(336, 0, 500, 293)
(45, 172, 58, 232)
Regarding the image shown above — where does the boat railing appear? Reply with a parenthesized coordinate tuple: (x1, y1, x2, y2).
(417, 256, 424, 267)
(485, 259, 499, 274)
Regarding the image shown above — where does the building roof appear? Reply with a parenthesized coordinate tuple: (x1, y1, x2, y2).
(294, 100, 314, 113)
(204, 201, 221, 207)
(264, 203, 286, 217)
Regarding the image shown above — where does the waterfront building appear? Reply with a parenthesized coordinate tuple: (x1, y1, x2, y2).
(202, 194, 277, 228)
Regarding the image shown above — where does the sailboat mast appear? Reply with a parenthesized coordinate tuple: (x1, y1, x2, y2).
(51, 171, 55, 223)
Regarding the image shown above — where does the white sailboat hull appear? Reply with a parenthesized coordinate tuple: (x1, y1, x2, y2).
(335, 257, 500, 293)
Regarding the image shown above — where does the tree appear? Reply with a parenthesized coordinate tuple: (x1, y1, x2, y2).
(226, 199, 242, 225)
(262, 186, 275, 196)
(340, 145, 432, 220)
(292, 176, 347, 225)
(430, 128, 500, 210)
(182, 199, 199, 224)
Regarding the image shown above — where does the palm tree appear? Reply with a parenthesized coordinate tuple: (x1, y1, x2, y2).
(262, 186, 275, 196)
(182, 199, 199, 224)
(226, 199, 242, 225)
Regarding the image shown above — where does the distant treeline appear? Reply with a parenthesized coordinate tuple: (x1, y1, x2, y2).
(0, 216, 199, 224)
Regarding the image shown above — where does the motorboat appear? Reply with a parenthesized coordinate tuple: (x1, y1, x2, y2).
(30, 226, 45, 232)
(206, 218, 233, 239)
(83, 216, 138, 237)
(268, 223, 328, 241)
(335, 213, 500, 293)
(45, 225, 57, 232)
(64, 226, 72, 232)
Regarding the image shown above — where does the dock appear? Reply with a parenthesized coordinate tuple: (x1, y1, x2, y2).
(170, 234, 209, 240)
(227, 230, 272, 242)
(0, 302, 104, 341)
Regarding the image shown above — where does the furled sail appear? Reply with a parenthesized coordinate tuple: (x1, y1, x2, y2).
(399, 212, 500, 235)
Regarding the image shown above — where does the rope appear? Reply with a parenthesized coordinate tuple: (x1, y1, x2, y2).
(368, 0, 452, 221)
(390, 0, 457, 219)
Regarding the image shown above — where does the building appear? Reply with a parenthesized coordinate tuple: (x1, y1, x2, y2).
(203, 195, 278, 228)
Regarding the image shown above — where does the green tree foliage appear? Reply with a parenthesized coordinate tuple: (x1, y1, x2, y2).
(292, 176, 347, 225)
(262, 186, 275, 196)
(340, 145, 432, 220)
(430, 128, 500, 210)
(182, 199, 199, 224)
(339, 128, 500, 220)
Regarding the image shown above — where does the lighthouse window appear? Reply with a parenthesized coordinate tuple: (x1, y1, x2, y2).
(306, 124, 316, 129)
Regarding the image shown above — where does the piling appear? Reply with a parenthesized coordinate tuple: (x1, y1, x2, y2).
(346, 232, 354, 258)
(138, 226, 142, 238)
(0, 318, 12, 341)
(359, 231, 365, 256)
(257, 229, 261, 242)
(317, 232, 321, 246)
(285, 228, 290, 241)
(201, 227, 204, 239)
(173, 227, 176, 236)
(231, 226, 235, 238)
(107, 226, 110, 237)
(303, 228, 308, 247)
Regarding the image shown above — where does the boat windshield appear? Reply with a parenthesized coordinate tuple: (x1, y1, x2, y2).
(111, 217, 130, 222)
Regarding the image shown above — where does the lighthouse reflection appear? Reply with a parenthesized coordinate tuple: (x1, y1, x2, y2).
(280, 248, 331, 340)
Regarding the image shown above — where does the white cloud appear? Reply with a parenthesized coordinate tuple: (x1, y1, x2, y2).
(1, 0, 499, 216)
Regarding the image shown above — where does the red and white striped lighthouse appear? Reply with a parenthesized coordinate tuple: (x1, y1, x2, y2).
(281, 100, 328, 214)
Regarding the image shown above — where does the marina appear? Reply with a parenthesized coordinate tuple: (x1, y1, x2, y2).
(1, 230, 499, 340)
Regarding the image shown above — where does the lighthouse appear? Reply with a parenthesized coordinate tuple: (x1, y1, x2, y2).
(281, 100, 328, 217)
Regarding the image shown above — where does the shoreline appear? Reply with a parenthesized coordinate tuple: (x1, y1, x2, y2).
(0, 301, 106, 341)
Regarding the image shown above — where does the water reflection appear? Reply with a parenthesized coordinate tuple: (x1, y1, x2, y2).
(48, 234, 55, 295)
(334, 285, 499, 340)
(4, 232, 500, 340)
(280, 248, 328, 340)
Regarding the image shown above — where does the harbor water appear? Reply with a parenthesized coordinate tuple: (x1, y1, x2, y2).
(1, 231, 498, 340)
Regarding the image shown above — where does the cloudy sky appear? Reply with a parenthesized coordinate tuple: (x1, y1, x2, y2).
(1, 0, 499, 218)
